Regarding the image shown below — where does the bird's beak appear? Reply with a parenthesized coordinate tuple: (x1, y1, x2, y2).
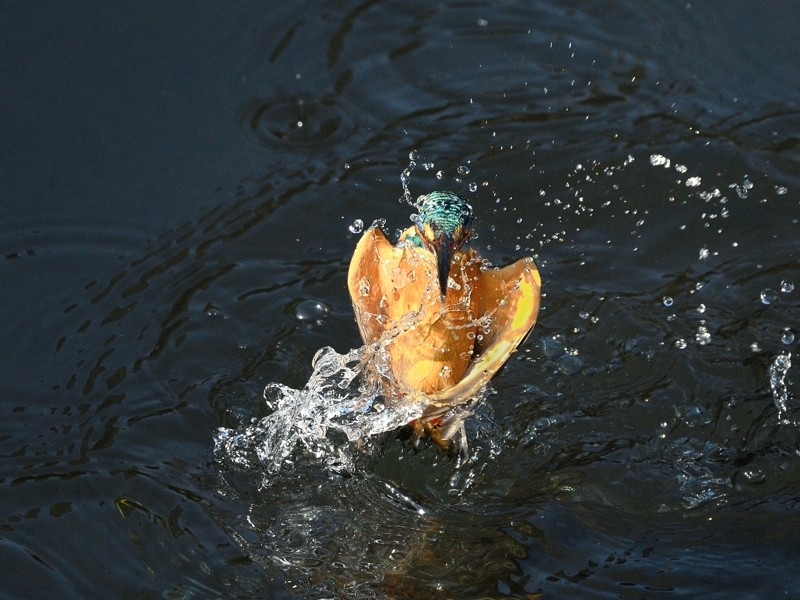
(432, 232, 455, 297)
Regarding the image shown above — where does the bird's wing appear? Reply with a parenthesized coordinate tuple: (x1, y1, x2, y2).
(347, 227, 399, 345)
(425, 256, 541, 410)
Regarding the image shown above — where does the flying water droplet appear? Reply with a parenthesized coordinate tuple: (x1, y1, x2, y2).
(781, 328, 795, 345)
(436, 170, 444, 180)
(781, 280, 794, 293)
(457, 165, 470, 175)
(674, 338, 687, 349)
(698, 247, 709, 260)
(760, 288, 778, 304)
(663, 296, 674, 307)
(695, 326, 711, 345)
(469, 182, 477, 192)
(697, 303, 706, 313)
(578, 311, 590, 319)
(349, 219, 364, 234)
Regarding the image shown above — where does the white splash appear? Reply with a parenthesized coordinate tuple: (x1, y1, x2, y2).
(769, 352, 792, 424)
(214, 345, 423, 478)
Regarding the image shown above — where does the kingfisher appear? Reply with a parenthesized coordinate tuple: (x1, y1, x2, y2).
(347, 191, 541, 450)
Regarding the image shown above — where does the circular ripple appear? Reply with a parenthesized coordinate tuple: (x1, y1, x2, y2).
(239, 93, 357, 149)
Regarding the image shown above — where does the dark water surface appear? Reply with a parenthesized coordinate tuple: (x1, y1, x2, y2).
(3, 1, 800, 598)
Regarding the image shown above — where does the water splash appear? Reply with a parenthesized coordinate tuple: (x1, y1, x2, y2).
(769, 352, 792, 424)
(400, 150, 418, 205)
(214, 345, 424, 480)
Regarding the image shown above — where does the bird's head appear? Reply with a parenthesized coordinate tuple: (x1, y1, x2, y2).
(411, 191, 474, 296)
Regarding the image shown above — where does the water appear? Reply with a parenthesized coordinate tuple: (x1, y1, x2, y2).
(4, 1, 800, 598)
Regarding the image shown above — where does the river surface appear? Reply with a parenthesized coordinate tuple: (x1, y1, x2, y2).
(2, 2, 800, 598)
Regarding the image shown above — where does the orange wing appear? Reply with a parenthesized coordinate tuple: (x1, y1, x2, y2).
(347, 227, 481, 394)
(425, 256, 541, 413)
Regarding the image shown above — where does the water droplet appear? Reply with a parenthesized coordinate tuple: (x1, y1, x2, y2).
(294, 299, 330, 322)
(781, 328, 795, 345)
(468, 182, 477, 192)
(477, 18, 488, 26)
(674, 338, 687, 349)
(349, 219, 364, 234)
(205, 307, 222, 317)
(590, 316, 599, 323)
(457, 165, 470, 175)
(436, 170, 444, 180)
(750, 342, 761, 352)
(439, 365, 452, 378)
(781, 280, 794, 293)
(578, 311, 590, 319)
(686, 176, 702, 187)
(776, 186, 788, 195)
(697, 303, 706, 314)
(698, 247, 709, 260)
(695, 325, 711, 345)
(409, 150, 418, 161)
(358, 276, 371, 297)
(761, 288, 778, 304)
(650, 154, 669, 167)
(663, 296, 674, 307)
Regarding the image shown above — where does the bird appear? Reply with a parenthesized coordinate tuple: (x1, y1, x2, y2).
(347, 191, 541, 452)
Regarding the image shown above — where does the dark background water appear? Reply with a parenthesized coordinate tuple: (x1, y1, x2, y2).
(3, 1, 800, 598)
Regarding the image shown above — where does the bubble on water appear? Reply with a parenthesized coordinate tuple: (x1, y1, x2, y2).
(468, 182, 477, 192)
(695, 326, 711, 345)
(769, 352, 792, 424)
(740, 469, 766, 484)
(760, 288, 778, 304)
(439, 365, 452, 378)
(781, 280, 794, 293)
(457, 165, 470, 175)
(578, 311, 590, 319)
(686, 176, 702, 187)
(674, 338, 687, 349)
(698, 247, 709, 260)
(557, 354, 583, 375)
(781, 328, 795, 345)
(294, 299, 331, 322)
(349, 219, 364, 234)
(663, 296, 674, 307)
(542, 334, 565, 358)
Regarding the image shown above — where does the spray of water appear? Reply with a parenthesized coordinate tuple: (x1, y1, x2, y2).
(214, 344, 424, 480)
(769, 351, 792, 424)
